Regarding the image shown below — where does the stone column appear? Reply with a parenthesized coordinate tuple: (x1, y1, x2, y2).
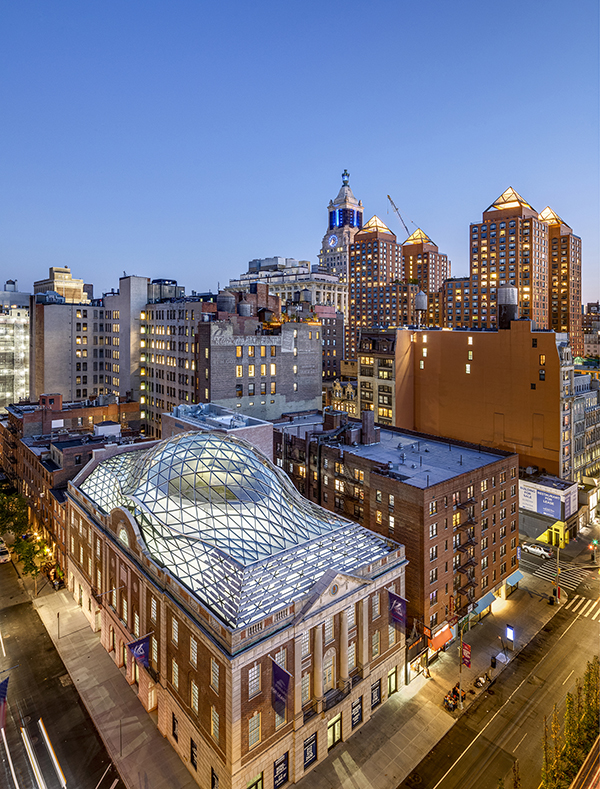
(294, 633, 303, 729)
(314, 624, 324, 712)
(339, 609, 349, 686)
(357, 598, 370, 680)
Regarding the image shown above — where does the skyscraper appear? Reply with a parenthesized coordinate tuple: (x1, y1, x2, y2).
(539, 207, 583, 356)
(401, 228, 450, 295)
(318, 170, 363, 281)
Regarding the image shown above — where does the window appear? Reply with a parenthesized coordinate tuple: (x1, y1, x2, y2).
(429, 500, 437, 515)
(172, 618, 179, 645)
(248, 713, 261, 748)
(191, 680, 199, 713)
(270, 363, 276, 376)
(271, 345, 276, 357)
(190, 739, 198, 770)
(210, 707, 220, 742)
(302, 673, 310, 705)
(260, 364, 266, 376)
(481, 479, 488, 492)
(372, 594, 380, 620)
(347, 605, 355, 629)
(465, 364, 471, 374)
(172, 713, 179, 742)
(301, 631, 310, 656)
(429, 589, 438, 606)
(324, 617, 334, 643)
(248, 364, 255, 377)
(211, 659, 219, 692)
(429, 522, 438, 539)
(235, 365, 243, 378)
(248, 345, 255, 357)
(348, 641, 356, 671)
(236, 346, 242, 358)
(389, 494, 394, 509)
(481, 556, 489, 571)
(172, 659, 179, 690)
(429, 568, 438, 584)
(371, 631, 380, 658)
(248, 664, 260, 698)
(429, 545, 438, 561)
(152, 637, 158, 665)
(388, 624, 396, 647)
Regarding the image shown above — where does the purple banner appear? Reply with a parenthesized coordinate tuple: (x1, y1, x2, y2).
(389, 591, 407, 627)
(271, 659, 291, 719)
(127, 634, 150, 668)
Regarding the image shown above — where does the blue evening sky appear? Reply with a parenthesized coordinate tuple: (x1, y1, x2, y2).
(1, 1, 598, 301)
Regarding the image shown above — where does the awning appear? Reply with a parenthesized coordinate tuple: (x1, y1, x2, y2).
(429, 625, 452, 652)
(506, 570, 524, 586)
(474, 590, 496, 614)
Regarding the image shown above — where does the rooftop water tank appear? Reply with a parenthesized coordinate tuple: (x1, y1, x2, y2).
(216, 293, 236, 313)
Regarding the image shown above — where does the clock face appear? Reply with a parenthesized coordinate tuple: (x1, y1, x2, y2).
(328, 234, 338, 247)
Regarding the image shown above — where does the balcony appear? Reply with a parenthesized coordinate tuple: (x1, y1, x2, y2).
(459, 578, 477, 594)
(456, 537, 476, 553)
(323, 680, 352, 712)
(456, 557, 476, 573)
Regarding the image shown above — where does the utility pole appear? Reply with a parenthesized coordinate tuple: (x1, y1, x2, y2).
(459, 626, 463, 710)
(556, 543, 561, 603)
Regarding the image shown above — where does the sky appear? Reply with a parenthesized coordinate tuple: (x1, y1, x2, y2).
(1, 0, 599, 302)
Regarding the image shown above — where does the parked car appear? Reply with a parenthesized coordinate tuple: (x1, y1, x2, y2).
(522, 542, 553, 559)
(0, 539, 10, 564)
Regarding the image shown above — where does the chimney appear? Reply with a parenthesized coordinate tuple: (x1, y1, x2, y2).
(361, 409, 380, 445)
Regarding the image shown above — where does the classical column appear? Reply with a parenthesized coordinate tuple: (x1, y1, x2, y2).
(339, 609, 349, 686)
(357, 598, 370, 679)
(314, 624, 324, 712)
(293, 633, 303, 729)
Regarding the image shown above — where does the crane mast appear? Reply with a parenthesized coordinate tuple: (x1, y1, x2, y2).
(387, 194, 410, 237)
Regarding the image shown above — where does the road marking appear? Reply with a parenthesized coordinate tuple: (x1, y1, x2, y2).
(562, 670, 574, 685)
(513, 732, 527, 752)
(94, 764, 112, 789)
(572, 598, 586, 612)
(38, 718, 67, 789)
(108, 781, 119, 789)
(431, 614, 581, 789)
(1, 726, 22, 789)
(21, 726, 48, 789)
(0, 628, 5, 657)
(592, 605, 600, 621)
(579, 599, 596, 617)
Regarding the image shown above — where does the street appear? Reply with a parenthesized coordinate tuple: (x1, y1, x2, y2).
(397, 571, 600, 789)
(0, 561, 125, 789)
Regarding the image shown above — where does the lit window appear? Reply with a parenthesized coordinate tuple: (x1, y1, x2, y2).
(466, 364, 471, 374)
(236, 346, 242, 358)
(248, 364, 255, 377)
(419, 360, 424, 369)
(235, 365, 243, 378)
(270, 363, 276, 376)
(211, 707, 219, 742)
(191, 680, 199, 713)
(172, 618, 178, 645)
(172, 659, 179, 690)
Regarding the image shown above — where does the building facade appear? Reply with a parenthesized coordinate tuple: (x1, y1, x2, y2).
(33, 266, 92, 303)
(66, 431, 407, 789)
(401, 229, 450, 295)
(0, 305, 29, 411)
(273, 410, 520, 663)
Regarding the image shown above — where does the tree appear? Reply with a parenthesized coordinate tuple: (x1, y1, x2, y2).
(0, 491, 29, 538)
(582, 657, 600, 748)
(12, 536, 47, 596)
(497, 779, 505, 789)
(512, 760, 521, 789)
(541, 716, 553, 789)
(550, 704, 561, 787)
(563, 692, 582, 780)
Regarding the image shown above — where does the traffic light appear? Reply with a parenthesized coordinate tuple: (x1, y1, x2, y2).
(593, 539, 598, 546)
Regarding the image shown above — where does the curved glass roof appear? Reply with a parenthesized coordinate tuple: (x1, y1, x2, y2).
(80, 432, 399, 628)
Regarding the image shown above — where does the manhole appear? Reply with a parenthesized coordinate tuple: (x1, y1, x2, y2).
(406, 774, 422, 787)
(58, 674, 73, 687)
(22, 716, 31, 724)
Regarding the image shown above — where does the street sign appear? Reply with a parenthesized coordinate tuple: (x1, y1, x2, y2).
(448, 615, 459, 627)
(517, 546, 521, 560)
(461, 642, 471, 668)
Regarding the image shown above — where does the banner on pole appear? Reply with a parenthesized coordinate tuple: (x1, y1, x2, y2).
(388, 591, 407, 627)
(271, 659, 291, 719)
(127, 634, 151, 668)
(461, 642, 471, 669)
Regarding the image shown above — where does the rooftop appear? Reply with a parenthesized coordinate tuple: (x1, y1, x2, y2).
(78, 432, 403, 628)
(169, 403, 270, 431)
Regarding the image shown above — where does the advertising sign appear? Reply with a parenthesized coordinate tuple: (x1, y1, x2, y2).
(536, 491, 562, 520)
(351, 696, 363, 729)
(303, 733, 317, 769)
(565, 487, 578, 519)
(519, 483, 536, 512)
(274, 752, 288, 789)
(461, 643, 471, 668)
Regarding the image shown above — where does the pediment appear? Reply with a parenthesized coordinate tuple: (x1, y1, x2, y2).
(297, 569, 370, 621)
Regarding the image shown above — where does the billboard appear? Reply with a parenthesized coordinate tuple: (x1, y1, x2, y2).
(519, 479, 578, 521)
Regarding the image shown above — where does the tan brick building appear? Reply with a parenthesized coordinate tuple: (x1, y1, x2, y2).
(67, 431, 407, 789)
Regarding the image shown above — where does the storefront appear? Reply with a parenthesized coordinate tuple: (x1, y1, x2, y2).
(472, 590, 497, 623)
(405, 634, 428, 684)
(427, 623, 452, 662)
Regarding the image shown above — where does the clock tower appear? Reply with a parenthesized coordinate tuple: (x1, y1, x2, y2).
(319, 170, 363, 282)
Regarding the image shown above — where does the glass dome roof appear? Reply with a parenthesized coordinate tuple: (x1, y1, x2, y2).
(80, 432, 399, 628)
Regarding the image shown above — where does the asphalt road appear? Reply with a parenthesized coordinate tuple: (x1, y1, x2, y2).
(398, 572, 600, 789)
(0, 561, 125, 789)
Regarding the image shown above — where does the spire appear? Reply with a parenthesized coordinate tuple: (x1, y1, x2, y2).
(342, 169, 350, 186)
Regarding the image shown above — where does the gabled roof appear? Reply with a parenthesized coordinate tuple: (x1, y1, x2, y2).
(403, 228, 433, 245)
(538, 206, 571, 229)
(359, 215, 394, 235)
(485, 187, 534, 213)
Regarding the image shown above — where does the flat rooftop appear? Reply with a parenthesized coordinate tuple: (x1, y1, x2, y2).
(278, 416, 509, 489)
(169, 403, 271, 431)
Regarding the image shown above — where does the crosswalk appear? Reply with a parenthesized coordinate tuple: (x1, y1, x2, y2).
(533, 559, 592, 591)
(563, 595, 600, 620)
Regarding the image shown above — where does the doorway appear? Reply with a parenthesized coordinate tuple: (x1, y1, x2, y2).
(327, 713, 342, 750)
(388, 667, 397, 696)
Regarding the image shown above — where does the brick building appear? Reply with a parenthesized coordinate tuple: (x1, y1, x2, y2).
(273, 410, 520, 664)
(66, 431, 407, 789)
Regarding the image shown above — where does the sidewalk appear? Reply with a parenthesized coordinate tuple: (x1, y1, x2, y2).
(17, 553, 581, 789)
(296, 572, 560, 789)
(23, 573, 197, 789)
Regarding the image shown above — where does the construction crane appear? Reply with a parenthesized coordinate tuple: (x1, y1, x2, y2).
(387, 194, 410, 237)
